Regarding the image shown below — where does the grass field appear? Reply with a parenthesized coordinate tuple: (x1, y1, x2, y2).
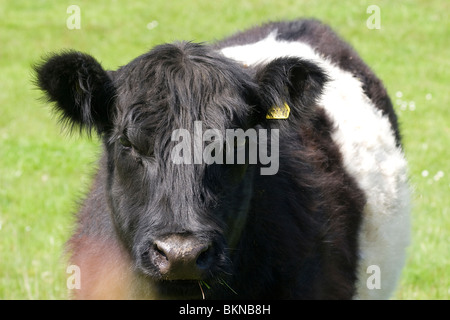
(0, 0, 448, 299)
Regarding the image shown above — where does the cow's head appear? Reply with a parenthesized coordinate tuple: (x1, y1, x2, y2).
(35, 42, 325, 298)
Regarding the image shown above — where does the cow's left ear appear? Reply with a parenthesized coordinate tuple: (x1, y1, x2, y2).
(254, 57, 328, 122)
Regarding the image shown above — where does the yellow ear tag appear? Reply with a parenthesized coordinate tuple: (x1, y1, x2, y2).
(266, 102, 291, 119)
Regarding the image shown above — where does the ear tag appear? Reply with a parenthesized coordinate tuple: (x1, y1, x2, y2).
(266, 102, 291, 119)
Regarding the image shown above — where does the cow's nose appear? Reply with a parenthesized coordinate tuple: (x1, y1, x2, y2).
(150, 234, 214, 280)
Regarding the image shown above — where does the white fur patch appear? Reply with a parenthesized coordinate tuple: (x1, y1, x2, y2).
(220, 31, 410, 299)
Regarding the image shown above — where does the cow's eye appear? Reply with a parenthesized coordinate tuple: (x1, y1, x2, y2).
(118, 136, 133, 149)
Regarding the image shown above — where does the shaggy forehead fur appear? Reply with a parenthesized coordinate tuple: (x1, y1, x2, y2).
(112, 42, 257, 139)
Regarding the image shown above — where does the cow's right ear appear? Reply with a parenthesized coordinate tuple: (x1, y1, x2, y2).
(34, 51, 116, 135)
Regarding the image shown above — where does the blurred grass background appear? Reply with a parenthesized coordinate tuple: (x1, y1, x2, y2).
(0, 0, 448, 299)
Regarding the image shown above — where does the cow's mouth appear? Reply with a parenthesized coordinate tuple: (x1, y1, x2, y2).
(154, 280, 206, 299)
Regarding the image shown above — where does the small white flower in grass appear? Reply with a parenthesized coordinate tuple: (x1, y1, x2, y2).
(425, 93, 432, 100)
(400, 101, 408, 111)
(396, 91, 403, 98)
(433, 171, 444, 181)
(408, 101, 416, 111)
(147, 20, 158, 30)
(421, 170, 429, 177)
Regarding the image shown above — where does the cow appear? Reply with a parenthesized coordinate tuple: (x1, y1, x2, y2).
(35, 18, 410, 299)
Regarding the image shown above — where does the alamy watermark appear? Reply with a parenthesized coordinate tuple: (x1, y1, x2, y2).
(66, 264, 81, 290)
(366, 5, 381, 30)
(66, 5, 81, 30)
(366, 264, 381, 290)
(170, 121, 280, 176)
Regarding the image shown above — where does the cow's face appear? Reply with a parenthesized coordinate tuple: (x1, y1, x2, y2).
(107, 43, 258, 296)
(35, 43, 325, 298)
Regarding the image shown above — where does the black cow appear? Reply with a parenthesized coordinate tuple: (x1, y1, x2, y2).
(35, 19, 410, 299)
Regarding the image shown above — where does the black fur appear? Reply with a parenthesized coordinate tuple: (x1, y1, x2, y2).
(33, 19, 390, 299)
(34, 51, 116, 135)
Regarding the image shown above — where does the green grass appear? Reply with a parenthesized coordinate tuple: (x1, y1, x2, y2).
(0, 0, 448, 299)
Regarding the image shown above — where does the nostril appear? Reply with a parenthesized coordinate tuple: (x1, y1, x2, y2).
(151, 242, 170, 272)
(196, 244, 214, 269)
(153, 243, 168, 260)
